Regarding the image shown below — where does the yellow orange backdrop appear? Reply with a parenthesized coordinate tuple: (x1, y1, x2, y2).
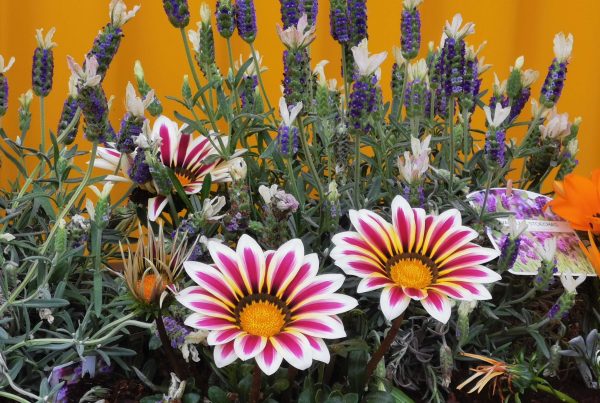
(1, 0, 599, 187)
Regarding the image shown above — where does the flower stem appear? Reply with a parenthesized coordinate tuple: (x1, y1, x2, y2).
(296, 116, 325, 204)
(155, 311, 185, 379)
(353, 129, 361, 208)
(249, 43, 274, 119)
(250, 363, 262, 403)
(534, 379, 577, 403)
(341, 44, 350, 110)
(447, 98, 455, 191)
(364, 314, 404, 384)
(226, 37, 242, 114)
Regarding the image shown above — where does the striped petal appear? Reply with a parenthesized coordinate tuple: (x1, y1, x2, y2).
(176, 287, 235, 320)
(380, 286, 411, 321)
(438, 245, 500, 271)
(207, 328, 244, 345)
(148, 196, 168, 221)
(183, 261, 238, 307)
(420, 291, 451, 323)
(288, 316, 346, 339)
(331, 232, 385, 264)
(255, 340, 283, 376)
(266, 238, 304, 297)
(333, 257, 386, 278)
(451, 282, 493, 300)
(234, 333, 267, 360)
(403, 287, 428, 300)
(349, 209, 398, 260)
(421, 209, 462, 255)
(391, 195, 416, 253)
(284, 253, 320, 303)
(430, 283, 473, 300)
(439, 265, 502, 283)
(213, 341, 237, 368)
(357, 275, 393, 293)
(291, 294, 357, 318)
(153, 115, 180, 165)
(288, 274, 345, 307)
(430, 226, 479, 264)
(306, 335, 330, 363)
(208, 240, 248, 297)
(236, 234, 266, 293)
(184, 313, 236, 331)
(270, 331, 312, 370)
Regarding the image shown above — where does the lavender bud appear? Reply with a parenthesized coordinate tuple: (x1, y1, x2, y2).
(439, 343, 453, 388)
(400, 3, 421, 60)
(329, 0, 349, 43)
(235, 0, 258, 43)
(281, 0, 302, 28)
(0, 55, 15, 117)
(349, 75, 377, 130)
(484, 128, 506, 167)
(32, 28, 57, 97)
(86, 24, 123, 80)
(162, 0, 190, 28)
(278, 125, 299, 156)
(146, 152, 172, 195)
(240, 75, 259, 111)
(540, 33, 573, 108)
(134, 61, 163, 117)
(18, 90, 33, 133)
(302, 0, 318, 26)
(117, 114, 143, 153)
(58, 97, 81, 145)
(347, 0, 368, 46)
(128, 149, 152, 185)
(216, 0, 236, 38)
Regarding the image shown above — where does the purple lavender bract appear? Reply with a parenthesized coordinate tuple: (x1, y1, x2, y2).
(401, 8, 421, 60)
(236, 0, 258, 43)
(302, 0, 319, 25)
(216, 1, 236, 38)
(57, 96, 81, 145)
(347, 0, 368, 45)
(278, 125, 300, 156)
(32, 47, 54, 96)
(129, 148, 152, 184)
(0, 74, 9, 117)
(540, 58, 567, 108)
(117, 113, 144, 153)
(162, 0, 190, 28)
(281, 0, 302, 28)
(86, 24, 123, 80)
(349, 75, 377, 130)
(485, 128, 506, 167)
(329, 0, 349, 43)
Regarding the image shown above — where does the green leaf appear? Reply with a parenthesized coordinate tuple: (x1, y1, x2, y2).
(347, 349, 369, 394)
(207, 386, 230, 403)
(16, 298, 70, 308)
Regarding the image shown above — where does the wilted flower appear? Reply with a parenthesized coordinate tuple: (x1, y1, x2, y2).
(457, 353, 522, 398)
(176, 235, 357, 374)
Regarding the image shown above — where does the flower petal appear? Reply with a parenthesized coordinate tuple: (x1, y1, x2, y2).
(255, 340, 283, 376)
(233, 333, 267, 361)
(391, 195, 416, 253)
(305, 335, 330, 364)
(208, 240, 248, 296)
(288, 316, 346, 339)
(183, 261, 239, 307)
(270, 331, 312, 370)
(207, 328, 244, 345)
(420, 291, 451, 323)
(333, 257, 386, 278)
(439, 265, 502, 284)
(148, 196, 168, 221)
(357, 275, 393, 293)
(331, 231, 386, 264)
(266, 238, 304, 297)
(438, 245, 500, 271)
(288, 274, 345, 307)
(283, 253, 320, 303)
(177, 287, 235, 320)
(291, 294, 358, 318)
(349, 209, 398, 260)
(213, 342, 237, 368)
(184, 313, 236, 331)
(237, 234, 266, 293)
(380, 286, 411, 321)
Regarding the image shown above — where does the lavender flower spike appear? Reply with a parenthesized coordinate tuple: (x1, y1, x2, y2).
(302, 0, 318, 26)
(329, 0, 349, 43)
(162, 0, 190, 28)
(235, 0, 258, 43)
(347, 0, 368, 46)
(0, 55, 15, 117)
(57, 76, 81, 145)
(117, 82, 154, 153)
(215, 0, 235, 38)
(540, 32, 573, 108)
(401, 0, 423, 60)
(32, 27, 57, 97)
(280, 0, 302, 28)
(278, 97, 302, 156)
(483, 102, 511, 166)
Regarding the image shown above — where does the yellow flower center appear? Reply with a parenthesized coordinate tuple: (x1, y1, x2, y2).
(238, 300, 287, 337)
(387, 254, 437, 289)
(174, 170, 193, 187)
(137, 274, 168, 303)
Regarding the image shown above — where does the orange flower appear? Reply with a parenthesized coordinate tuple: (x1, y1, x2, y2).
(548, 169, 600, 234)
(579, 231, 600, 277)
(457, 353, 510, 396)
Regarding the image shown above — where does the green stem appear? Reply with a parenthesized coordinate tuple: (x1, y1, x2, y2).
(341, 44, 350, 110)
(92, 223, 104, 316)
(534, 379, 577, 403)
(353, 129, 361, 208)
(448, 98, 455, 191)
(0, 143, 99, 317)
(226, 37, 242, 114)
(39, 95, 46, 177)
(179, 28, 219, 133)
(249, 43, 275, 122)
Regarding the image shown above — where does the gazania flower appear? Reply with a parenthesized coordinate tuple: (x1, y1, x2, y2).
(176, 235, 357, 375)
(96, 115, 243, 220)
(579, 231, 600, 277)
(121, 222, 195, 307)
(331, 195, 500, 323)
(548, 169, 600, 234)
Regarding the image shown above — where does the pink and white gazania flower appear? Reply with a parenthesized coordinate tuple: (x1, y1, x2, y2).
(176, 235, 357, 375)
(277, 14, 316, 50)
(351, 39, 387, 78)
(96, 115, 242, 220)
(331, 196, 500, 323)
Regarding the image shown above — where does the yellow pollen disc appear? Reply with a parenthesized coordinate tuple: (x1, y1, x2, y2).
(389, 258, 433, 289)
(239, 300, 286, 337)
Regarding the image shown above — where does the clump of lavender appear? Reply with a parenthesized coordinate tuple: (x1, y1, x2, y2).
(540, 33, 573, 108)
(235, 0, 258, 43)
(32, 27, 56, 97)
(0, 55, 15, 117)
(400, 0, 423, 60)
(87, 0, 140, 79)
(278, 97, 302, 157)
(506, 56, 539, 122)
(162, 0, 190, 28)
(134, 61, 163, 117)
(189, 4, 222, 82)
(483, 102, 511, 167)
(348, 39, 387, 130)
(57, 77, 81, 144)
(67, 55, 111, 143)
(158, 316, 192, 349)
(117, 82, 153, 153)
(278, 15, 316, 106)
(215, 0, 236, 38)
(497, 216, 527, 273)
(329, 0, 349, 44)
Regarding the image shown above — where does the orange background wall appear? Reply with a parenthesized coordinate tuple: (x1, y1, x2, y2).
(1, 0, 599, 187)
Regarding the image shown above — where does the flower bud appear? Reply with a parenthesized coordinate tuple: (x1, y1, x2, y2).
(162, 0, 190, 28)
(216, 0, 235, 38)
(235, 0, 258, 43)
(18, 90, 33, 132)
(32, 27, 57, 97)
